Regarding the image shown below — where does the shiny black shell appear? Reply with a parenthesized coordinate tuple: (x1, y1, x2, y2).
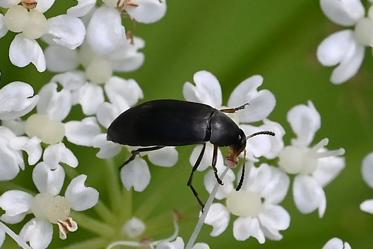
(107, 99, 242, 147)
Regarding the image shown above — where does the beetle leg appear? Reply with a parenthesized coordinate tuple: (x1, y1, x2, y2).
(220, 102, 249, 113)
(236, 159, 245, 191)
(120, 146, 164, 170)
(187, 143, 206, 210)
(212, 145, 224, 185)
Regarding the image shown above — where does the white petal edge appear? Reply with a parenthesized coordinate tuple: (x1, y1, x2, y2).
(320, 0, 364, 26)
(67, 0, 96, 17)
(9, 34, 46, 72)
(20, 218, 53, 249)
(65, 174, 99, 211)
(65, 117, 101, 146)
(43, 143, 78, 169)
(362, 152, 373, 188)
(147, 147, 178, 167)
(32, 163, 65, 195)
(360, 199, 373, 214)
(91, 133, 121, 159)
(204, 203, 230, 236)
(45, 15, 86, 49)
(120, 158, 151, 192)
(233, 217, 265, 244)
(45, 45, 79, 72)
(126, 0, 167, 24)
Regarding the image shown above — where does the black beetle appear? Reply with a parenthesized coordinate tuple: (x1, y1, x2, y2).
(107, 99, 274, 208)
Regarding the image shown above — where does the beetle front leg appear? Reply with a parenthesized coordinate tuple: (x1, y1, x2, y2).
(187, 143, 206, 210)
(212, 145, 224, 185)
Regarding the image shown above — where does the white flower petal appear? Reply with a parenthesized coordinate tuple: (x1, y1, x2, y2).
(258, 204, 290, 232)
(183, 71, 222, 108)
(147, 147, 178, 167)
(0, 140, 22, 180)
(10, 136, 42, 165)
(51, 71, 86, 91)
(360, 199, 373, 214)
(246, 164, 272, 194)
(192, 243, 210, 249)
(91, 133, 121, 159)
(43, 143, 78, 169)
(1, 212, 26, 224)
(45, 45, 79, 72)
(323, 237, 351, 249)
(330, 39, 364, 84)
(20, 218, 53, 249)
(37, 82, 72, 121)
(76, 83, 104, 115)
(313, 155, 345, 187)
(241, 124, 272, 159)
(65, 174, 99, 211)
(120, 158, 150, 192)
(0, 81, 38, 120)
(87, 7, 125, 54)
(0, 190, 32, 218)
(260, 166, 290, 204)
(189, 143, 224, 172)
(96, 102, 122, 128)
(0, 227, 4, 247)
(362, 152, 373, 188)
(0, 14, 8, 39)
(261, 119, 285, 159)
(233, 217, 265, 243)
(126, 0, 167, 24)
(65, 117, 101, 146)
(33, 163, 65, 195)
(293, 175, 326, 217)
(9, 34, 46, 72)
(0, 0, 20, 8)
(67, 0, 96, 17)
(156, 237, 184, 249)
(204, 203, 230, 236)
(35, 0, 55, 13)
(105, 77, 143, 109)
(320, 0, 364, 26)
(45, 15, 85, 49)
(317, 30, 355, 66)
(204, 169, 234, 200)
(287, 101, 320, 146)
(228, 75, 275, 123)
(109, 37, 145, 72)
(1, 119, 25, 136)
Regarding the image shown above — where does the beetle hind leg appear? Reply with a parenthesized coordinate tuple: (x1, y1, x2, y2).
(120, 146, 165, 170)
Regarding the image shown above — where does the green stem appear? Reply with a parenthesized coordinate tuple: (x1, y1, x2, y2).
(94, 201, 117, 225)
(71, 212, 116, 238)
(104, 159, 123, 214)
(58, 238, 108, 249)
(120, 189, 132, 221)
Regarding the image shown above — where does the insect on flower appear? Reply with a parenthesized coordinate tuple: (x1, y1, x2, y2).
(107, 99, 274, 209)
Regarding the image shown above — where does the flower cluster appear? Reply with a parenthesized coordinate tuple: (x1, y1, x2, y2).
(179, 71, 346, 245)
(317, 0, 373, 84)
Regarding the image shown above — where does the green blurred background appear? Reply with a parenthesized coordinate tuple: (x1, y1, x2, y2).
(1, 0, 373, 248)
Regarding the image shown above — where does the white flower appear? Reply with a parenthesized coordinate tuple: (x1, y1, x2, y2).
(69, 0, 167, 23)
(155, 237, 209, 249)
(0, 164, 99, 249)
(23, 82, 100, 147)
(278, 101, 345, 217)
(203, 164, 290, 244)
(323, 237, 351, 249)
(120, 147, 178, 191)
(0, 81, 38, 120)
(360, 152, 373, 214)
(45, 40, 144, 118)
(183, 70, 280, 165)
(317, 0, 371, 84)
(1, 0, 85, 71)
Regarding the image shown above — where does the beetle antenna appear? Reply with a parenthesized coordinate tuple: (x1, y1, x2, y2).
(246, 131, 275, 139)
(220, 102, 249, 113)
(235, 149, 246, 191)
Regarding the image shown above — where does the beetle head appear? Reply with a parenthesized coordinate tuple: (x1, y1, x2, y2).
(225, 129, 246, 168)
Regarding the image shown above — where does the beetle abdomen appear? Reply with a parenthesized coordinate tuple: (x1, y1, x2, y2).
(107, 100, 214, 146)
